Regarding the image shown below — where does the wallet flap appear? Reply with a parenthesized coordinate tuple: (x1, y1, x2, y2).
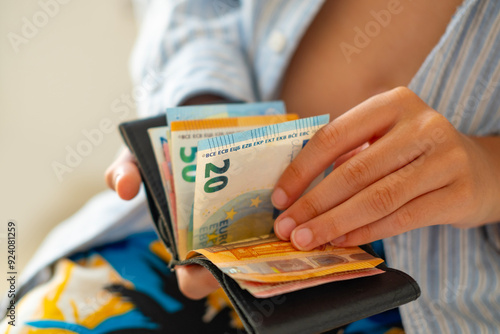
(185, 254, 420, 334)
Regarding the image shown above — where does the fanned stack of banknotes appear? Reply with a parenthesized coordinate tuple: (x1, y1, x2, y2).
(148, 101, 384, 298)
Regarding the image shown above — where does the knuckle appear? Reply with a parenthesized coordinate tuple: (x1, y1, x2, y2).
(357, 224, 373, 242)
(341, 158, 371, 191)
(421, 112, 452, 136)
(325, 222, 344, 243)
(315, 217, 344, 244)
(299, 194, 325, 219)
(367, 185, 398, 216)
(286, 160, 307, 182)
(426, 111, 448, 126)
(390, 86, 416, 101)
(315, 122, 345, 150)
(394, 207, 414, 229)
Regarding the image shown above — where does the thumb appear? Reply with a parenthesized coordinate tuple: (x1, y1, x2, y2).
(105, 148, 141, 200)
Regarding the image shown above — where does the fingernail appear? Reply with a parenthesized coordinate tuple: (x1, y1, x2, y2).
(330, 235, 346, 246)
(276, 217, 296, 239)
(272, 187, 288, 208)
(292, 228, 313, 249)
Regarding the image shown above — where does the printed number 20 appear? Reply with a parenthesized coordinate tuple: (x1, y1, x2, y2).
(204, 159, 230, 193)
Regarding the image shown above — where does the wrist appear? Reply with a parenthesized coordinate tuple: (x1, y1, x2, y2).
(469, 136, 500, 224)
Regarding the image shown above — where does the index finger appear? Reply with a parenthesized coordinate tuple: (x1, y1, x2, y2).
(271, 88, 410, 210)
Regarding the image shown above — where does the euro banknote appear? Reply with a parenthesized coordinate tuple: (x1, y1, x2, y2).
(153, 101, 286, 257)
(170, 114, 298, 258)
(148, 127, 178, 245)
(190, 235, 383, 283)
(164, 101, 286, 165)
(192, 115, 330, 250)
(237, 268, 384, 298)
(165, 101, 285, 125)
(164, 101, 286, 161)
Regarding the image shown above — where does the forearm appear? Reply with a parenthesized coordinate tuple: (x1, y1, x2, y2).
(130, 1, 255, 117)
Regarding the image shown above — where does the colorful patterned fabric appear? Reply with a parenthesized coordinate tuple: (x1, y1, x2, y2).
(2, 232, 402, 333)
(1, 231, 243, 334)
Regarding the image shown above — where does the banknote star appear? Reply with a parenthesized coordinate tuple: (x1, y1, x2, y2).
(225, 208, 237, 220)
(206, 232, 219, 245)
(250, 196, 262, 208)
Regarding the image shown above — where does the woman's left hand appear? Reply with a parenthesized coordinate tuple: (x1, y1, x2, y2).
(272, 87, 500, 250)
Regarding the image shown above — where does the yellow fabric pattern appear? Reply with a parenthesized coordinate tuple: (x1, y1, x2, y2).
(1, 256, 136, 334)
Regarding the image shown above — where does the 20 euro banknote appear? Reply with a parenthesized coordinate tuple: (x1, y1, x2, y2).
(192, 115, 330, 250)
(170, 114, 298, 258)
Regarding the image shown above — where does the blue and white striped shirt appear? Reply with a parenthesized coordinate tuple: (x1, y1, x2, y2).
(131, 0, 500, 332)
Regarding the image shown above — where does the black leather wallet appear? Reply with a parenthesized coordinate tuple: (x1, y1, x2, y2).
(119, 114, 421, 334)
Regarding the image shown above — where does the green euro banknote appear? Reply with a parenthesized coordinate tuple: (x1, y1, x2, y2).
(192, 115, 330, 250)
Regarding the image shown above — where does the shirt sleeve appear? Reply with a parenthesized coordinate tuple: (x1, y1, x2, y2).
(130, 0, 256, 117)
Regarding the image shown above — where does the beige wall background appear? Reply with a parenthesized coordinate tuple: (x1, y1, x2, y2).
(0, 1, 138, 295)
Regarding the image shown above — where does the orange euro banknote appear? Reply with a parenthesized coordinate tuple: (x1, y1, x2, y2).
(188, 234, 384, 283)
(237, 268, 384, 298)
